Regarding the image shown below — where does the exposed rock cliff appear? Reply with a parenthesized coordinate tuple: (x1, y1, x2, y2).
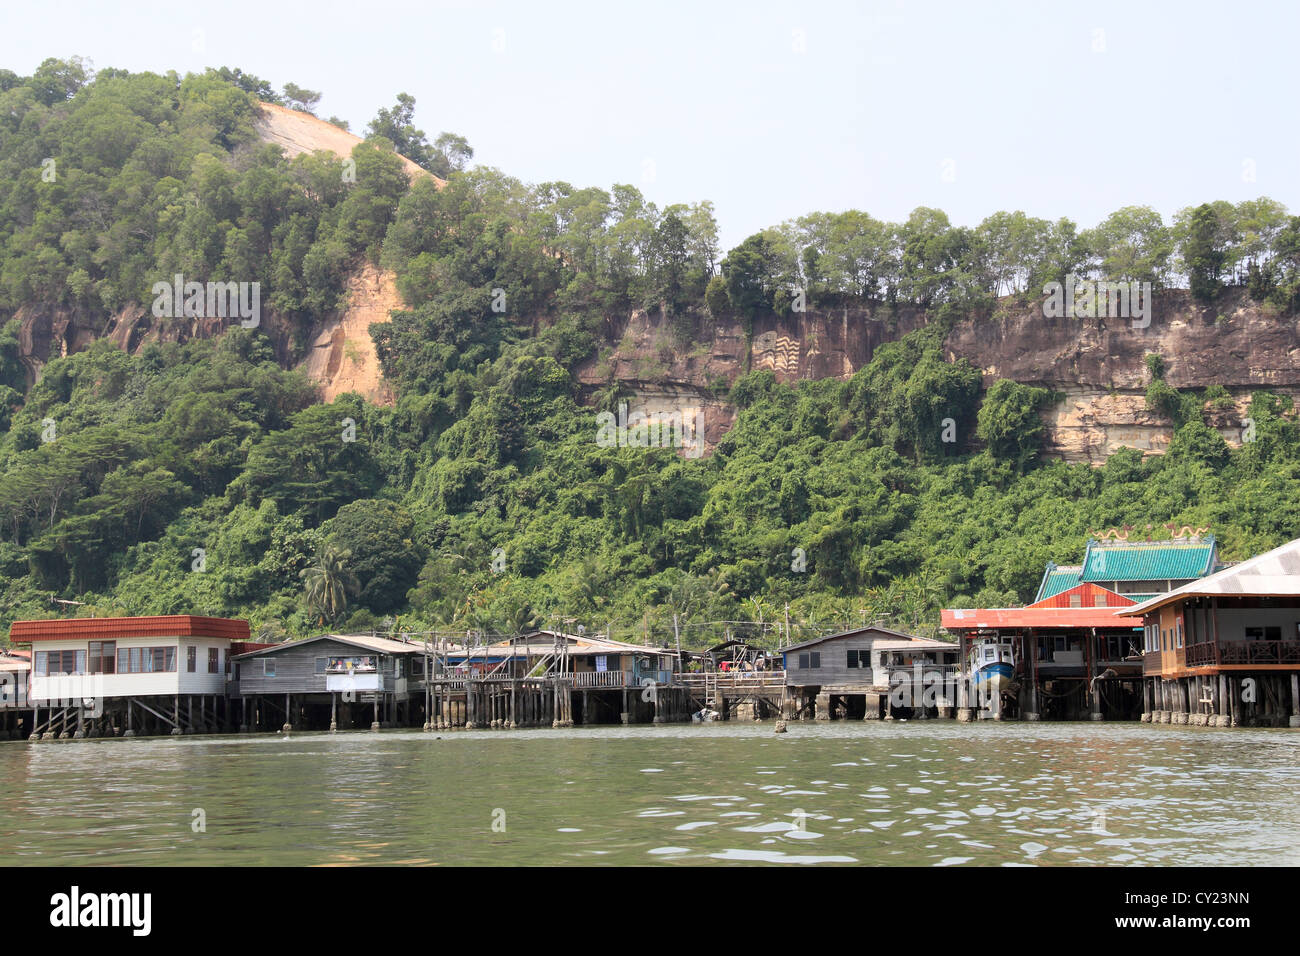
(576, 289, 1300, 462)
(9, 98, 1296, 458)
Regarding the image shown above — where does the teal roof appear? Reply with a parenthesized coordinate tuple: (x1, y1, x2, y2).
(1079, 536, 1217, 583)
(1035, 564, 1082, 602)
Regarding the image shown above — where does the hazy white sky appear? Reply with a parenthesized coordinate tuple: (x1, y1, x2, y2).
(3, 0, 1296, 250)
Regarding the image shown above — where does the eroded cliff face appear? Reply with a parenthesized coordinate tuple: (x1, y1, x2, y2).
(12, 267, 398, 408)
(9, 264, 1297, 462)
(944, 290, 1300, 461)
(576, 289, 1300, 462)
(296, 264, 397, 405)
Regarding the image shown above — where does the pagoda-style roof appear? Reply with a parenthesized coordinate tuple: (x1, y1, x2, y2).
(1035, 563, 1083, 601)
(1116, 535, 1300, 616)
(1079, 535, 1218, 583)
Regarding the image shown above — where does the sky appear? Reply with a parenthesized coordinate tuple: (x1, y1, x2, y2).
(3, 0, 1297, 251)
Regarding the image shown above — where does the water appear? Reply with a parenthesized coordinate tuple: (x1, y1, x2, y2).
(1, 722, 1297, 866)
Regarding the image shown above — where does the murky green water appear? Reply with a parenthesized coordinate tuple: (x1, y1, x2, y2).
(1, 722, 1297, 866)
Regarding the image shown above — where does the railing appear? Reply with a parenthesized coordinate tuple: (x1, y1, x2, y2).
(572, 670, 633, 688)
(1219, 640, 1300, 665)
(678, 670, 787, 691)
(1184, 642, 1218, 667)
(1143, 650, 1162, 674)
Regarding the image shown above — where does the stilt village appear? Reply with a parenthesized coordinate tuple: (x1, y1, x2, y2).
(4, 528, 1300, 740)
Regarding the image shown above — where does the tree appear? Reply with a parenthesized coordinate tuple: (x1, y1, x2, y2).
(651, 209, 691, 314)
(282, 83, 322, 114)
(1081, 205, 1172, 285)
(1185, 204, 1232, 300)
(433, 132, 474, 174)
(323, 499, 424, 613)
(977, 379, 1051, 471)
(366, 93, 435, 170)
(300, 545, 360, 624)
(721, 232, 780, 329)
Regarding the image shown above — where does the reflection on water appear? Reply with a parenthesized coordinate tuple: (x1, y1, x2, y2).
(0, 722, 1297, 866)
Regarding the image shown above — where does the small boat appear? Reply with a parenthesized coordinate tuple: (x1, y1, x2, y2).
(971, 639, 1015, 695)
(692, 708, 721, 723)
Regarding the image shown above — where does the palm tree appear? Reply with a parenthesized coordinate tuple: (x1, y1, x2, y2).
(300, 546, 360, 626)
(502, 603, 540, 636)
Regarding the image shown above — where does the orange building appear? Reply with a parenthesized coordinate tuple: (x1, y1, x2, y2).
(942, 582, 1144, 720)
(1115, 537, 1300, 727)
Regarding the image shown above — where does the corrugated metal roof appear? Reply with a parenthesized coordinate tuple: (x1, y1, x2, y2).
(445, 632, 676, 659)
(781, 625, 929, 654)
(9, 615, 250, 644)
(1035, 564, 1082, 601)
(1028, 582, 1134, 609)
(232, 633, 428, 658)
(1079, 537, 1217, 583)
(1117, 536, 1300, 616)
(941, 606, 1143, 630)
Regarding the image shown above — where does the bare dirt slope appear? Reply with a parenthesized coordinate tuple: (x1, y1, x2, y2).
(298, 264, 399, 405)
(253, 103, 446, 404)
(252, 102, 444, 184)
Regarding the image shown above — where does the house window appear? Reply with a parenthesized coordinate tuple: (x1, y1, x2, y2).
(45, 650, 87, 675)
(1069, 593, 1082, 608)
(187, 646, 197, 673)
(264, 659, 276, 677)
(1245, 627, 1281, 641)
(208, 648, 219, 674)
(796, 651, 821, 669)
(111, 647, 177, 674)
(88, 642, 116, 674)
(847, 649, 866, 668)
(1094, 594, 1108, 607)
(1176, 622, 1184, 649)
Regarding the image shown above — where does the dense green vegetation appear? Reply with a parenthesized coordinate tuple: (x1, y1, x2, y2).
(3, 61, 1300, 648)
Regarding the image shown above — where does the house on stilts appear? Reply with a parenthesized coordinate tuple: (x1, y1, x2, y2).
(1116, 535, 1300, 727)
(230, 634, 433, 732)
(941, 532, 1223, 720)
(779, 625, 960, 721)
(9, 615, 255, 739)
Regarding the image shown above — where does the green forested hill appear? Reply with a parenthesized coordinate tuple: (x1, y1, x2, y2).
(3, 61, 1300, 646)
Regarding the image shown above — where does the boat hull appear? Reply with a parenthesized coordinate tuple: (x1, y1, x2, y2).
(974, 661, 1014, 694)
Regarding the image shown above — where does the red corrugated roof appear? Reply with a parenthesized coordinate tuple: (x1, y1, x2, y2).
(1027, 582, 1135, 609)
(941, 606, 1140, 630)
(8, 616, 251, 644)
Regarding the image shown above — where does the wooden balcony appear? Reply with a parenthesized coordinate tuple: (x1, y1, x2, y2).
(1142, 650, 1162, 675)
(1219, 640, 1300, 665)
(572, 670, 633, 688)
(1180, 640, 1300, 667)
(678, 671, 787, 692)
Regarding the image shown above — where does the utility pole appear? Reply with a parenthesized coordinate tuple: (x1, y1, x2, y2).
(673, 613, 681, 676)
